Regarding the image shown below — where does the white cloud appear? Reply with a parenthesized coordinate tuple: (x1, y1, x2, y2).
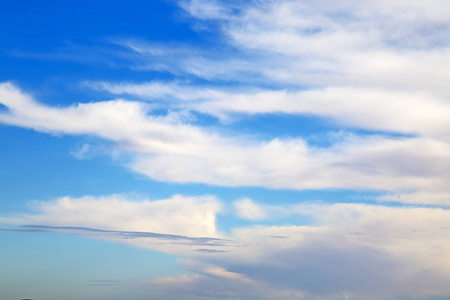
(91, 81, 450, 139)
(131, 135, 450, 195)
(3, 82, 450, 204)
(86, 80, 226, 102)
(0, 82, 218, 156)
(223, 203, 450, 298)
(15, 1, 450, 93)
(149, 265, 305, 300)
(195, 87, 450, 138)
(233, 198, 266, 221)
(70, 143, 92, 160)
(178, 0, 232, 20)
(379, 190, 450, 205)
(150, 1, 446, 94)
(0, 194, 221, 238)
(4, 195, 450, 299)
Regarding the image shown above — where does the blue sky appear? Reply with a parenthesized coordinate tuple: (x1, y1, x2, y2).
(2, 1, 450, 299)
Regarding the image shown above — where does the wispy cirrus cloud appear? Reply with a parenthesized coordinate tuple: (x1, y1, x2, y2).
(10, 0, 450, 92)
(178, 0, 450, 91)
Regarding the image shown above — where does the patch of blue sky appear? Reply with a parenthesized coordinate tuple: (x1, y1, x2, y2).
(0, 128, 172, 210)
(0, 228, 182, 300)
(187, 110, 417, 147)
(217, 207, 318, 232)
(0, 126, 141, 210)
(215, 113, 341, 143)
(0, 0, 201, 48)
(1, 51, 178, 107)
(0, 0, 211, 104)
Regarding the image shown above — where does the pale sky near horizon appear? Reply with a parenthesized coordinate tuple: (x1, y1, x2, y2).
(2, 1, 450, 300)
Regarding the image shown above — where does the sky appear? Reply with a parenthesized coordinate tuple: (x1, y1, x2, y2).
(1, 1, 450, 299)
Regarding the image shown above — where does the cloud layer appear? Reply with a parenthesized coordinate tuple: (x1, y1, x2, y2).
(3, 195, 450, 299)
(2, 83, 450, 204)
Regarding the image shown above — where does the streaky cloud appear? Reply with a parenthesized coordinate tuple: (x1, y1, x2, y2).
(2, 83, 450, 202)
(19, 225, 229, 247)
